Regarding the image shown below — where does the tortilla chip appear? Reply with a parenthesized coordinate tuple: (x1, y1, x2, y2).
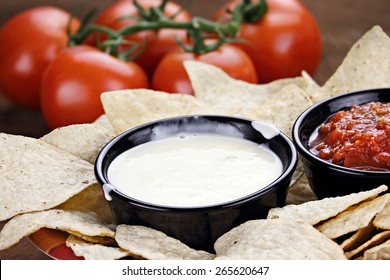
(340, 219, 376, 252)
(286, 175, 317, 205)
(0, 133, 96, 221)
(57, 184, 114, 224)
(300, 71, 330, 103)
(185, 60, 307, 109)
(66, 230, 116, 246)
(323, 26, 390, 95)
(101, 89, 222, 133)
(115, 225, 215, 260)
(267, 185, 388, 225)
(345, 230, 390, 259)
(373, 202, 390, 230)
(66, 235, 129, 260)
(0, 210, 115, 251)
(363, 239, 390, 260)
(316, 193, 390, 239)
(185, 61, 313, 136)
(214, 219, 346, 260)
(241, 84, 311, 136)
(92, 114, 116, 134)
(40, 122, 116, 164)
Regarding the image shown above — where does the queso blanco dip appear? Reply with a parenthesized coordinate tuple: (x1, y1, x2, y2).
(107, 133, 283, 207)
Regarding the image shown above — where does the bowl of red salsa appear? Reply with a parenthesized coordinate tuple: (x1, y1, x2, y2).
(293, 88, 390, 198)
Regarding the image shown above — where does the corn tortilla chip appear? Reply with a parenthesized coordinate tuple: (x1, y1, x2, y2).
(66, 235, 129, 260)
(316, 193, 390, 239)
(115, 225, 215, 260)
(243, 84, 312, 136)
(286, 175, 317, 205)
(363, 239, 390, 260)
(340, 219, 376, 252)
(0, 210, 115, 251)
(267, 185, 388, 225)
(66, 230, 116, 246)
(345, 230, 390, 259)
(101, 89, 222, 134)
(92, 114, 116, 134)
(184, 60, 308, 110)
(323, 26, 390, 95)
(373, 202, 390, 230)
(57, 184, 114, 224)
(40, 122, 116, 164)
(214, 219, 346, 260)
(300, 71, 330, 103)
(184, 61, 313, 136)
(0, 133, 96, 221)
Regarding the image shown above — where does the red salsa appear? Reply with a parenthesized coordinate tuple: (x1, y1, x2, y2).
(309, 102, 390, 171)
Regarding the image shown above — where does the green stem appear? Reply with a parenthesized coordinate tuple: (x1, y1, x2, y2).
(68, 23, 120, 46)
(68, 0, 268, 56)
(116, 16, 238, 38)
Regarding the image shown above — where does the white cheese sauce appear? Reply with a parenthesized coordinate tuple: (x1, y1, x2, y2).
(107, 133, 283, 207)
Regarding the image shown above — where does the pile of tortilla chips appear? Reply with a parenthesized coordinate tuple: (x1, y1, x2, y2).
(268, 185, 390, 260)
(0, 25, 389, 260)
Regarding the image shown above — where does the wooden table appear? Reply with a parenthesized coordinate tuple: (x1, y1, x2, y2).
(1, 0, 390, 260)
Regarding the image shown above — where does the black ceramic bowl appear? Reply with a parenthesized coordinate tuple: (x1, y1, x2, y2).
(95, 115, 297, 251)
(293, 88, 390, 199)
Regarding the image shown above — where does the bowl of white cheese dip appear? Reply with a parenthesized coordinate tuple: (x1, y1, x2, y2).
(95, 115, 297, 251)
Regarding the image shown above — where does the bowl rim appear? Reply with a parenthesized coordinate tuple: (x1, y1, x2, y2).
(95, 114, 298, 212)
(292, 88, 390, 176)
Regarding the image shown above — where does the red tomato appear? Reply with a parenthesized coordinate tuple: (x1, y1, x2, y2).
(91, 0, 192, 78)
(0, 6, 80, 109)
(40, 45, 149, 129)
(152, 44, 258, 95)
(213, 0, 322, 83)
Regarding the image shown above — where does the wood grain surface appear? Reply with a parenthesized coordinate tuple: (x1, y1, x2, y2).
(1, 0, 390, 260)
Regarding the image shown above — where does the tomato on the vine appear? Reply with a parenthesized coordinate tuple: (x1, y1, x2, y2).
(213, 0, 322, 84)
(0, 6, 80, 109)
(40, 45, 149, 129)
(91, 0, 192, 78)
(152, 43, 258, 95)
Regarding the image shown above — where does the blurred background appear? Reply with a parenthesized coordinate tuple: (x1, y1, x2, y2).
(0, 0, 390, 138)
(0, 0, 390, 259)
